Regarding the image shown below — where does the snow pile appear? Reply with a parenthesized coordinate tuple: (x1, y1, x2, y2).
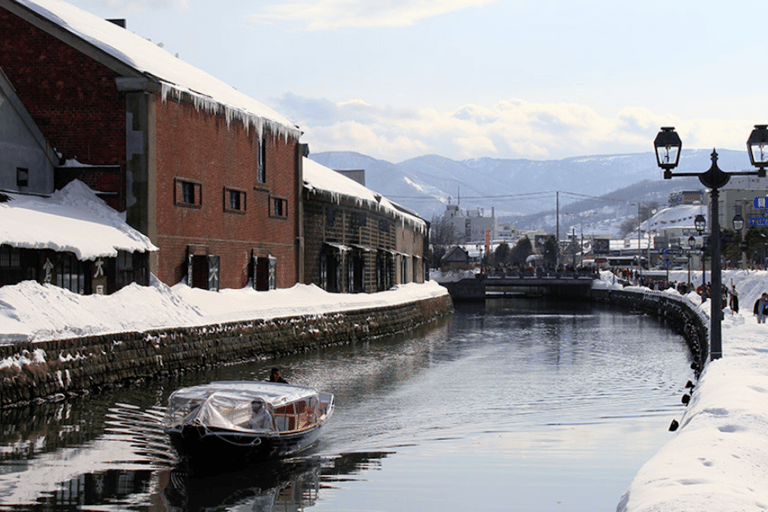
(0, 277, 448, 344)
(616, 269, 768, 511)
(0, 348, 45, 371)
(0, 180, 157, 260)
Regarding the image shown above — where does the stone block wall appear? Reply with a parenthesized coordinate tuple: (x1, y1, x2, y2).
(0, 295, 453, 407)
(592, 288, 708, 371)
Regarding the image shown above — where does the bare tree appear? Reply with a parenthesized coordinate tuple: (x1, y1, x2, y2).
(429, 215, 459, 266)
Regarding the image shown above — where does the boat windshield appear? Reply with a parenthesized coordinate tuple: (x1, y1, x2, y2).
(165, 392, 277, 433)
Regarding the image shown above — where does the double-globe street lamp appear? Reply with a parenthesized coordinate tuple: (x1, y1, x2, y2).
(654, 125, 768, 360)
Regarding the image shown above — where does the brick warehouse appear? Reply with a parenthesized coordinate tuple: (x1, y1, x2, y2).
(302, 158, 428, 293)
(0, 0, 304, 291)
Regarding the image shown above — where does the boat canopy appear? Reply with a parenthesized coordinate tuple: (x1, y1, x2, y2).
(164, 381, 330, 434)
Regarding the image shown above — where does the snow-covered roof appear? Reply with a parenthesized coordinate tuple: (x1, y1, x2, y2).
(303, 157, 426, 230)
(10, 0, 300, 139)
(645, 204, 707, 233)
(0, 180, 157, 260)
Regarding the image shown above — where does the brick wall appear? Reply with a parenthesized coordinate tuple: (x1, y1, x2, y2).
(0, 7, 126, 203)
(154, 99, 300, 289)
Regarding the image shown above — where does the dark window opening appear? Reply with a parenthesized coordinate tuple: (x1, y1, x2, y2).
(271, 197, 288, 218)
(175, 178, 202, 207)
(225, 188, 246, 213)
(16, 168, 29, 188)
(257, 137, 266, 184)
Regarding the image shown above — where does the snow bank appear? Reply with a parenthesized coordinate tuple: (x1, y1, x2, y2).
(0, 277, 448, 344)
(615, 269, 768, 511)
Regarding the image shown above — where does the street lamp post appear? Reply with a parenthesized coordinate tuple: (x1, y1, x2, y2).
(654, 125, 768, 360)
(733, 212, 745, 269)
(696, 214, 707, 296)
(687, 235, 696, 286)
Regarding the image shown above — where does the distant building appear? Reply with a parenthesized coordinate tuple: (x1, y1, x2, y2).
(441, 203, 497, 243)
(440, 246, 470, 271)
(334, 169, 366, 186)
(669, 190, 704, 206)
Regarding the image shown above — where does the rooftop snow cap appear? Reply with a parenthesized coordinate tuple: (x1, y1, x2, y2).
(14, 0, 301, 140)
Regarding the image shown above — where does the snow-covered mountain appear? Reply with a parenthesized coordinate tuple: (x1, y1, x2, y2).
(309, 149, 752, 234)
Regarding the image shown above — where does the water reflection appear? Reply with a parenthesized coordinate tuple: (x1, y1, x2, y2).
(162, 452, 391, 512)
(0, 301, 692, 511)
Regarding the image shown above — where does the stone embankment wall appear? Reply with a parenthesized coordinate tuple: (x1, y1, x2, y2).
(0, 295, 453, 407)
(592, 287, 708, 371)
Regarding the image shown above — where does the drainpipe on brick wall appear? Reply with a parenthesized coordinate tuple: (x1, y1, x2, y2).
(296, 143, 308, 284)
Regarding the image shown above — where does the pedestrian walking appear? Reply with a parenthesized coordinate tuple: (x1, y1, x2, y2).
(754, 293, 767, 324)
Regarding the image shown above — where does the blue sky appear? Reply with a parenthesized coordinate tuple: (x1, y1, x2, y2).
(63, 0, 768, 163)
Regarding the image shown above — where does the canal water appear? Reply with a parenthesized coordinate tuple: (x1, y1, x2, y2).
(0, 299, 693, 511)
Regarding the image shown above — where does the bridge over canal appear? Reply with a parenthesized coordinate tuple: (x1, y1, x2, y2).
(439, 271, 599, 301)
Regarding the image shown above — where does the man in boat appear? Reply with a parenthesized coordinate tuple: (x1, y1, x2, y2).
(269, 367, 288, 383)
(248, 400, 273, 430)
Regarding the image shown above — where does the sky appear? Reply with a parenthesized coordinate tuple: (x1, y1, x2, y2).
(54, 0, 768, 162)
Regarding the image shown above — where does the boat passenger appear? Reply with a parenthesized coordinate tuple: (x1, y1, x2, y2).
(269, 367, 288, 384)
(248, 401, 273, 430)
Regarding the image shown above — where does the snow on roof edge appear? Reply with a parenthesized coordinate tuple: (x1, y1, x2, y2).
(303, 157, 427, 232)
(13, 0, 301, 140)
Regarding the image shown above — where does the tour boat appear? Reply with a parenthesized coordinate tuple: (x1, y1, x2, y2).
(163, 381, 334, 467)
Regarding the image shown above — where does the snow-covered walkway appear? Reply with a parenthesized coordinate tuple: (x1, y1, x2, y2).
(613, 269, 768, 511)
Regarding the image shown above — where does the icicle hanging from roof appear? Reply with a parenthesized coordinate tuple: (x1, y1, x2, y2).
(160, 82, 299, 141)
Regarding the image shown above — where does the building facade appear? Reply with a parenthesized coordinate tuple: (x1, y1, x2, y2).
(302, 159, 427, 293)
(0, 0, 303, 291)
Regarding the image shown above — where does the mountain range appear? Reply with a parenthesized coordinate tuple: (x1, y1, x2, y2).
(309, 149, 754, 236)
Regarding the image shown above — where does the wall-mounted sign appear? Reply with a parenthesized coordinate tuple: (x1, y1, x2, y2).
(753, 196, 768, 209)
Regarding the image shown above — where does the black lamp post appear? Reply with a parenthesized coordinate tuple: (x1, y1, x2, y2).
(687, 235, 696, 286)
(695, 213, 707, 297)
(733, 213, 745, 269)
(654, 125, 768, 360)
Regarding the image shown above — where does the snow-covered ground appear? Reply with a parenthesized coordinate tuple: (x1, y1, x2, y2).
(0, 277, 448, 344)
(615, 268, 768, 511)
(1, 266, 767, 509)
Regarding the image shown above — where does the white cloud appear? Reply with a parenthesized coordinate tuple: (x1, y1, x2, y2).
(249, 0, 498, 30)
(268, 93, 756, 162)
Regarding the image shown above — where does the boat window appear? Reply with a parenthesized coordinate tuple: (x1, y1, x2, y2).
(273, 399, 319, 432)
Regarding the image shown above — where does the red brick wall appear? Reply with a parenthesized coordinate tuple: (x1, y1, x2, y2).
(0, 7, 126, 204)
(154, 99, 300, 289)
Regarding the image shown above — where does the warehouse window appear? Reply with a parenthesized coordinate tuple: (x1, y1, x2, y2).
(175, 178, 202, 207)
(257, 137, 266, 184)
(224, 188, 246, 213)
(271, 197, 288, 219)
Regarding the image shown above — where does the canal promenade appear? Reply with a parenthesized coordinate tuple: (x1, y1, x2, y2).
(611, 269, 768, 511)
